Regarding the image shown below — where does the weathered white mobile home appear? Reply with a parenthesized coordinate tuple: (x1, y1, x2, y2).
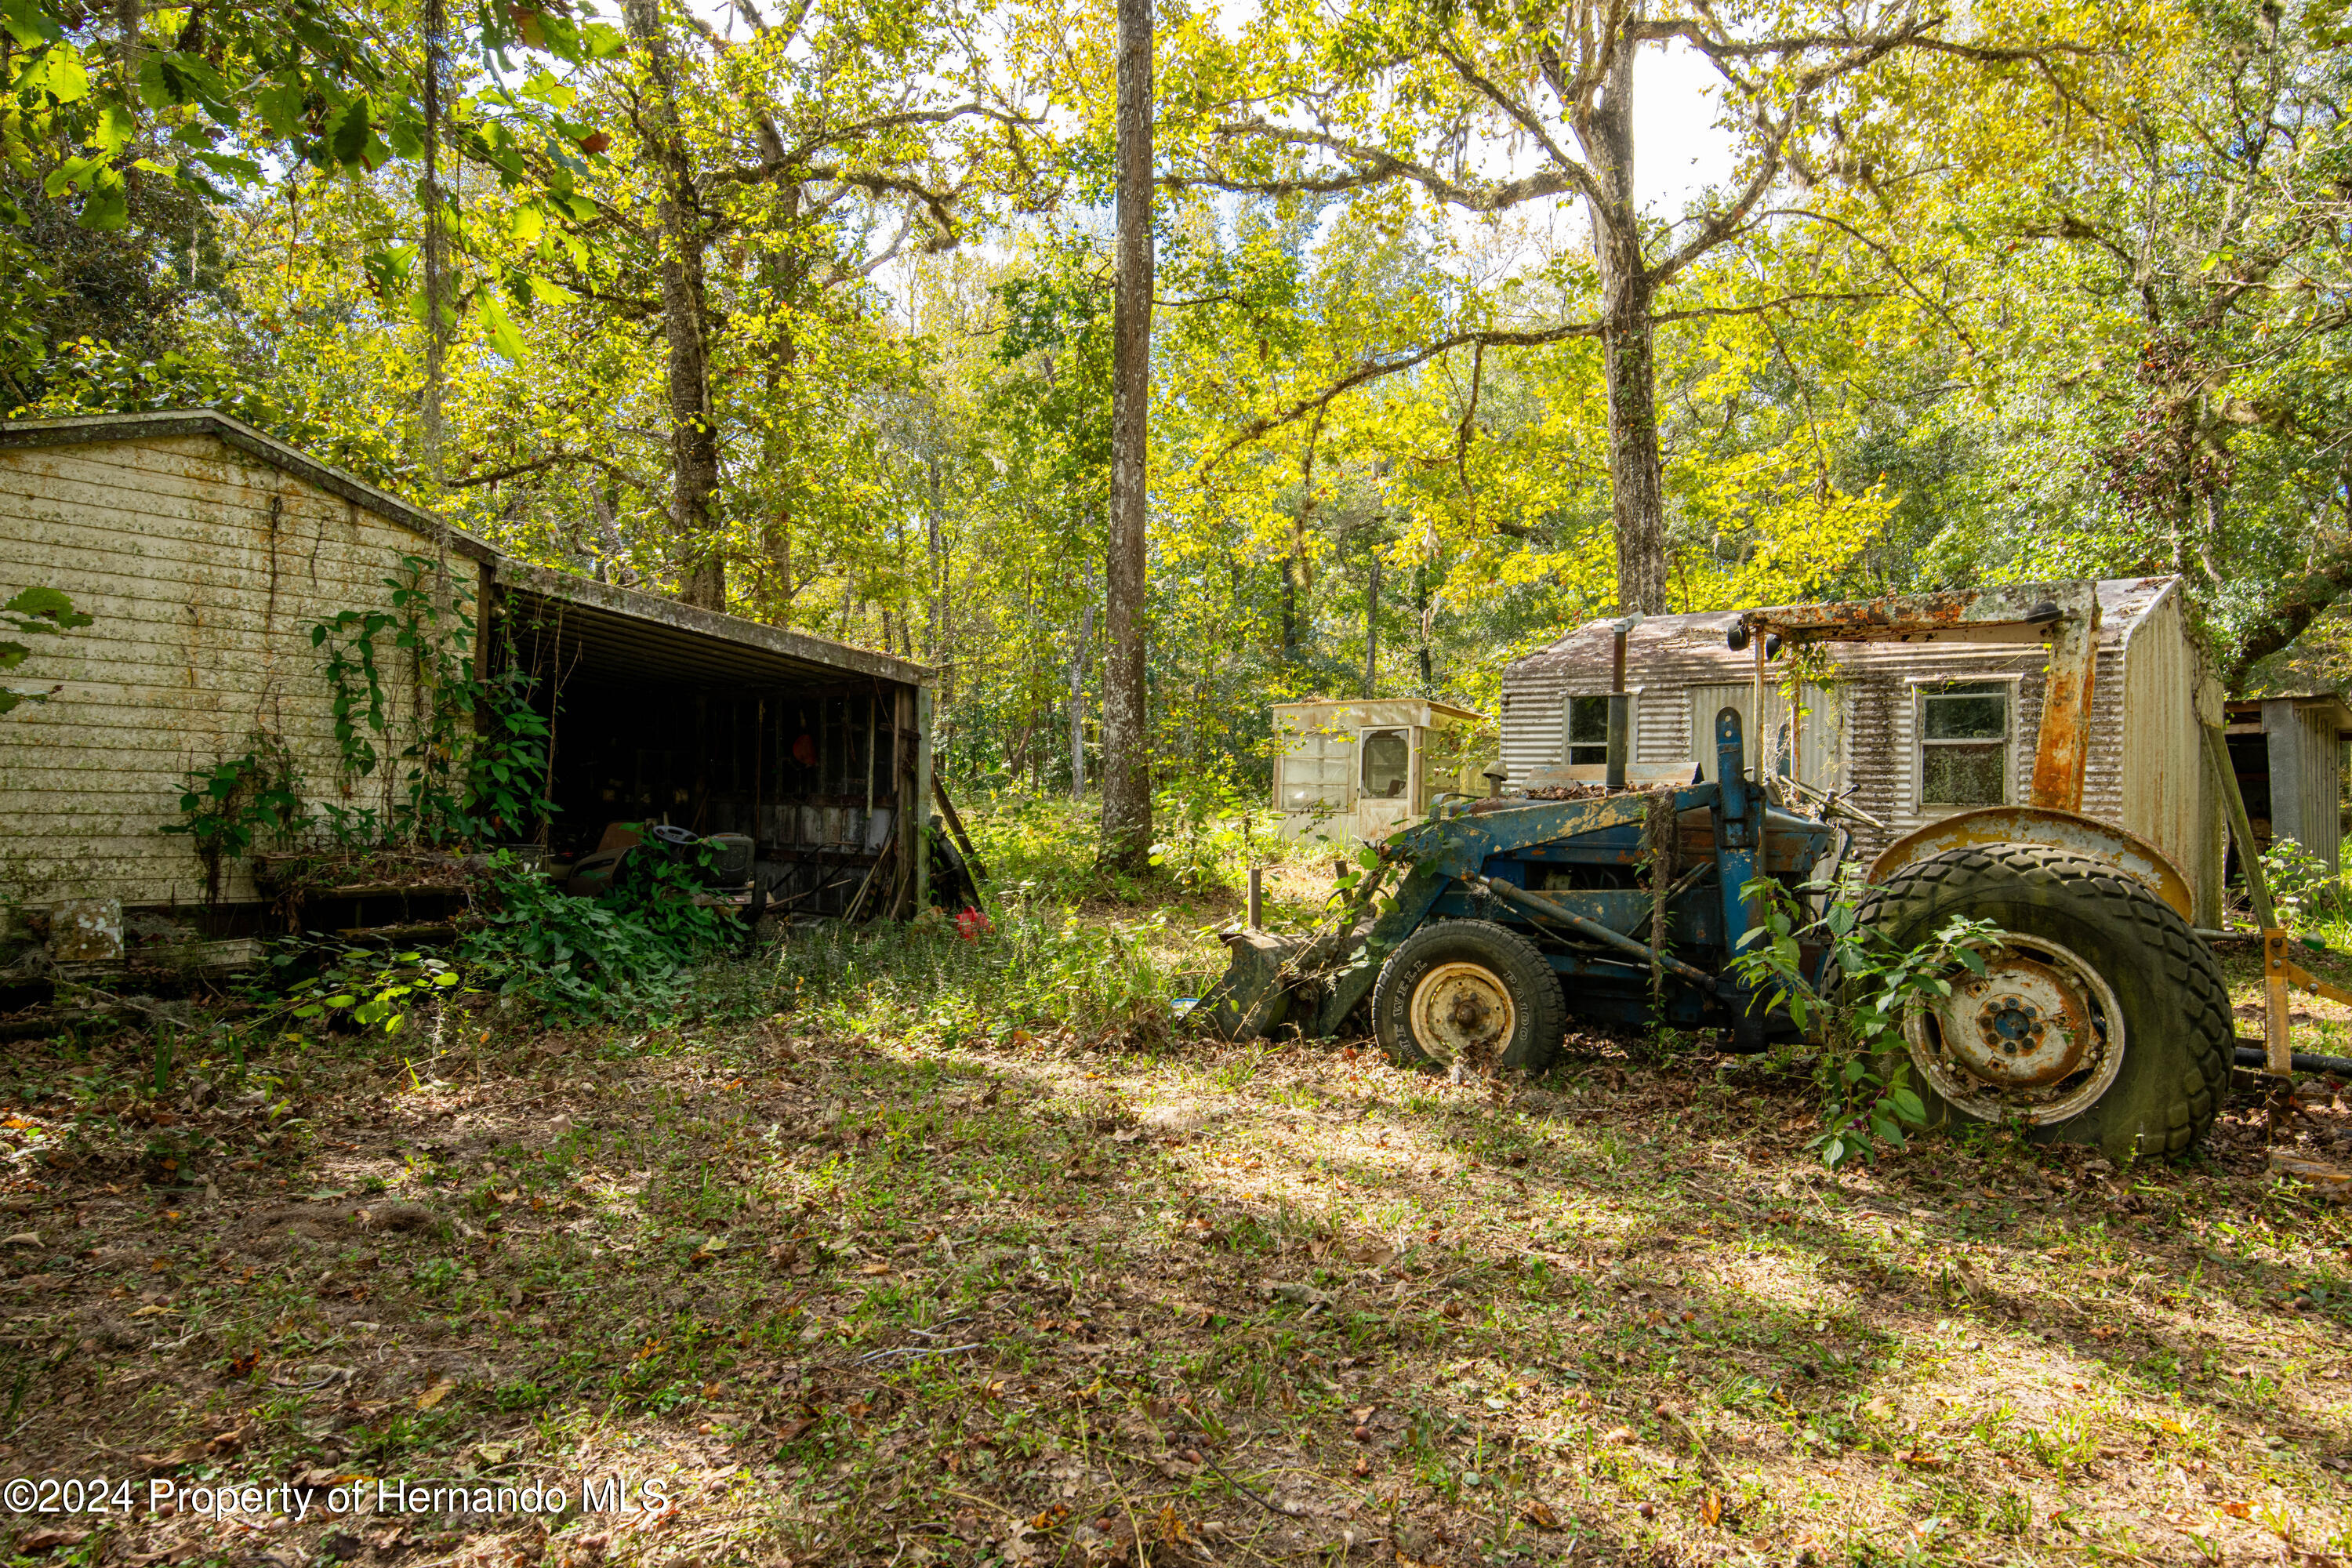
(1499, 577, 2233, 924)
(0, 409, 936, 957)
(1271, 698, 1489, 844)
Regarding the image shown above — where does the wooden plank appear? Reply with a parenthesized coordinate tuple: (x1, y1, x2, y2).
(932, 775, 986, 884)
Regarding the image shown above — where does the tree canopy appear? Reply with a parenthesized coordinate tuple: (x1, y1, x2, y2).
(8, 0, 2350, 800)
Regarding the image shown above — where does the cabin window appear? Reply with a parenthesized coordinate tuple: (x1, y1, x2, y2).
(1918, 682, 2010, 808)
(1279, 730, 1352, 811)
(1565, 695, 1611, 765)
(1361, 729, 1411, 799)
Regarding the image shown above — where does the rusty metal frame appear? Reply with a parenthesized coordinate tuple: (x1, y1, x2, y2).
(2264, 932, 2352, 1076)
(1744, 581, 2100, 815)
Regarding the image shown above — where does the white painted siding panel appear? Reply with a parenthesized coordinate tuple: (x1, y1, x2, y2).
(0, 435, 452, 911)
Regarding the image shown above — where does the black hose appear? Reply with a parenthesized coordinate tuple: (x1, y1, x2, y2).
(2236, 1045, 2352, 1076)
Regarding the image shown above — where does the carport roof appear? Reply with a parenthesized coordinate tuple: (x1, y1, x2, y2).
(496, 561, 930, 690)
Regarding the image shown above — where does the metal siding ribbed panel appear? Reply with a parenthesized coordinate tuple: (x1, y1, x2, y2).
(2303, 706, 2342, 875)
(1499, 579, 2192, 873)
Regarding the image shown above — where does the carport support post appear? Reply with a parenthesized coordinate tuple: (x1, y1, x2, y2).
(905, 684, 933, 914)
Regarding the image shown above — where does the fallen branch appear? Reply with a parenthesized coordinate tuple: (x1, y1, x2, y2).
(1200, 1456, 1303, 1519)
(854, 1342, 983, 1365)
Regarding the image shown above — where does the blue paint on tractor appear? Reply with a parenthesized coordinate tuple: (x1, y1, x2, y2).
(1292, 708, 1838, 1041)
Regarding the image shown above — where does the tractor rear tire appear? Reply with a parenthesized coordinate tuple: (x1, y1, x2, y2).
(1852, 843, 2230, 1160)
(1373, 920, 1566, 1074)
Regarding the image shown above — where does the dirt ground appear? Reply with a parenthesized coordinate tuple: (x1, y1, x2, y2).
(2, 943, 2350, 1568)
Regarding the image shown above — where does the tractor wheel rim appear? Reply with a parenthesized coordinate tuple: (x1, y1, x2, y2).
(1409, 961, 1517, 1067)
(1904, 934, 2125, 1125)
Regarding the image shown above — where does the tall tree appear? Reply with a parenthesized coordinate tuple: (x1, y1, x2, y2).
(622, 0, 726, 610)
(1100, 0, 1154, 869)
(1178, 0, 2103, 612)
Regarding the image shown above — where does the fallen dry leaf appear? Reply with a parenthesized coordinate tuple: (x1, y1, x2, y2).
(1702, 1492, 1725, 1527)
(1518, 1500, 1563, 1530)
(416, 1379, 456, 1410)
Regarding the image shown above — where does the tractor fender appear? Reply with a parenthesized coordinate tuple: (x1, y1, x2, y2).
(1865, 806, 2194, 922)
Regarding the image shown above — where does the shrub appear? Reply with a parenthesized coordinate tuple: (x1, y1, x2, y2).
(459, 845, 731, 1019)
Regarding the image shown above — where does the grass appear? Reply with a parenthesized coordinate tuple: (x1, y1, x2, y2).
(1, 798, 2349, 1568)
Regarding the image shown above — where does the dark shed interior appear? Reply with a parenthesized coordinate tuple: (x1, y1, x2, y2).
(492, 563, 933, 919)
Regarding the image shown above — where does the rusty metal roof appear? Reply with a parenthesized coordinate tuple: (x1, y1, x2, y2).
(2224, 693, 2352, 732)
(1271, 697, 1489, 724)
(1508, 577, 2182, 678)
(0, 407, 929, 691)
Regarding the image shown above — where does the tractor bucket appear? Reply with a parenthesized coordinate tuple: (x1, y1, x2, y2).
(1196, 931, 1309, 1043)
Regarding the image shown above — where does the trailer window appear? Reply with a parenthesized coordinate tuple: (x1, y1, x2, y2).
(1361, 729, 1411, 799)
(1919, 683, 2009, 807)
(1565, 695, 1610, 765)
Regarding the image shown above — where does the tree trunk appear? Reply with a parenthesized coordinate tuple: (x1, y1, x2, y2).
(1363, 550, 1379, 696)
(1580, 36, 1668, 615)
(1098, 0, 1153, 869)
(1071, 586, 1094, 798)
(419, 0, 448, 488)
(625, 0, 725, 612)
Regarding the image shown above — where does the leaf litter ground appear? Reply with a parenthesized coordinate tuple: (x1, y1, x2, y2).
(1, 946, 2349, 1568)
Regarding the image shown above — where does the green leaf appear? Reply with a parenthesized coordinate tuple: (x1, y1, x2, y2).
(93, 103, 137, 155)
(0, 0, 64, 47)
(1889, 1087, 1927, 1124)
(78, 170, 129, 230)
(327, 97, 373, 166)
(37, 42, 89, 103)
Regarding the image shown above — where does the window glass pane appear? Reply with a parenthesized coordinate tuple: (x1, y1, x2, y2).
(1362, 730, 1410, 799)
(1567, 695, 1610, 764)
(1923, 688, 2005, 740)
(1281, 756, 1346, 809)
(1922, 742, 2005, 806)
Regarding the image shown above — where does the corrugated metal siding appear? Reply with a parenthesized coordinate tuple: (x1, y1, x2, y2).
(0, 435, 441, 911)
(2119, 586, 2223, 923)
(2301, 707, 2345, 877)
(1500, 579, 2203, 880)
(2263, 699, 2344, 877)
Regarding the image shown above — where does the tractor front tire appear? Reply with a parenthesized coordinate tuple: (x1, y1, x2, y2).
(1853, 843, 2230, 1160)
(1373, 920, 1566, 1074)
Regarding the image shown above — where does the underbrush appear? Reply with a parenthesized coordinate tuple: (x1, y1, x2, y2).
(960, 785, 1345, 902)
(769, 899, 1209, 1045)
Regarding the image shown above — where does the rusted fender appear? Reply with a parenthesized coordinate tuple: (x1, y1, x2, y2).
(1866, 807, 2194, 922)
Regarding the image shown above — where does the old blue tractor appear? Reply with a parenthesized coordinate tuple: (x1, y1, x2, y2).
(1203, 588, 2234, 1160)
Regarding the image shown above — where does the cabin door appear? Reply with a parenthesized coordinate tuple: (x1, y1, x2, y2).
(1353, 726, 1419, 840)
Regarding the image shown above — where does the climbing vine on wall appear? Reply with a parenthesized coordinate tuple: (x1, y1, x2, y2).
(303, 554, 557, 846)
(162, 731, 307, 902)
(163, 552, 559, 884)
